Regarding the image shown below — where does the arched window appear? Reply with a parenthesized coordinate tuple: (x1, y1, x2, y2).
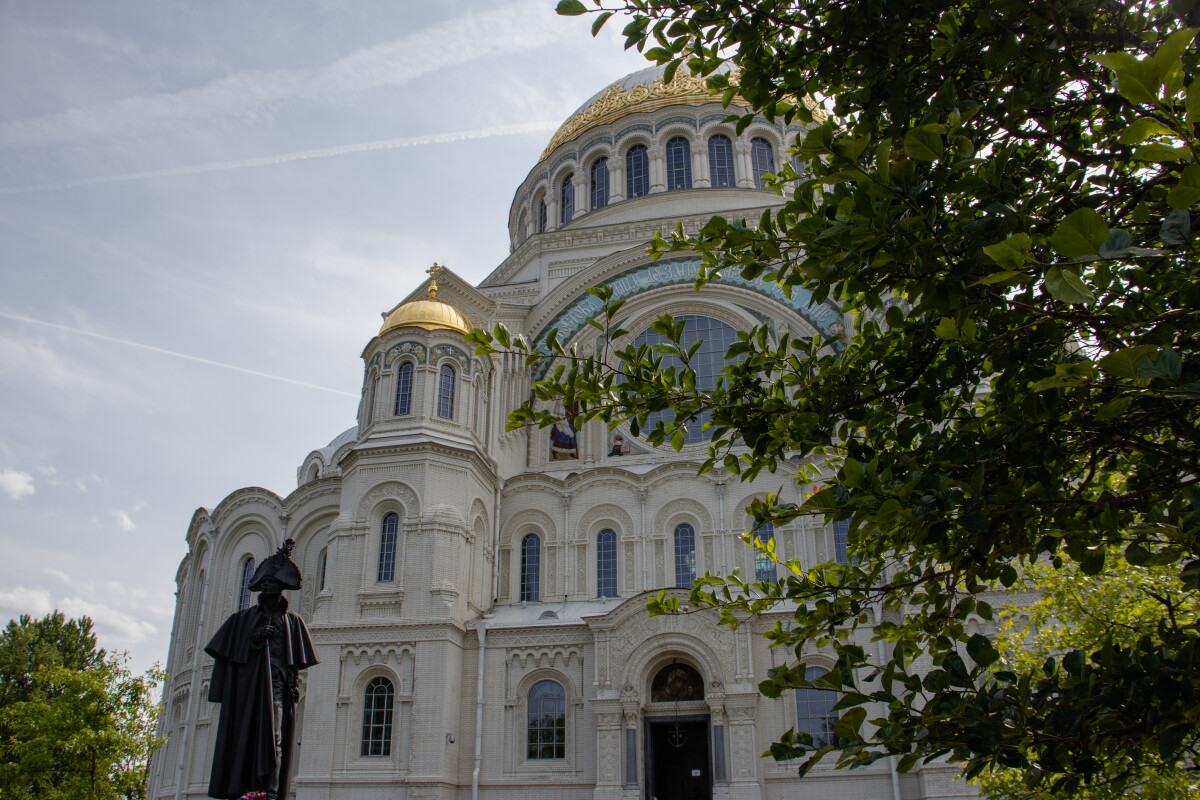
(626, 144, 649, 199)
(590, 157, 609, 209)
(674, 523, 696, 588)
(527, 680, 565, 759)
(363, 370, 378, 424)
(318, 548, 328, 591)
(751, 137, 776, 190)
(665, 136, 693, 191)
(631, 315, 741, 445)
(238, 557, 255, 611)
(560, 173, 575, 225)
(520, 533, 541, 602)
(378, 513, 398, 582)
(537, 198, 548, 234)
(306, 463, 320, 483)
(754, 521, 776, 582)
(361, 677, 394, 756)
(833, 519, 850, 565)
(394, 361, 413, 416)
(437, 364, 456, 419)
(796, 667, 838, 748)
(597, 529, 617, 598)
(708, 134, 735, 188)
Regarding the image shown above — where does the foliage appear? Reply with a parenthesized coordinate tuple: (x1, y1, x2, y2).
(0, 613, 165, 800)
(471, 0, 1200, 792)
(976, 555, 1200, 799)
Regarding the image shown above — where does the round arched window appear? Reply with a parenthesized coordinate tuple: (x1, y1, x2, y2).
(629, 315, 740, 445)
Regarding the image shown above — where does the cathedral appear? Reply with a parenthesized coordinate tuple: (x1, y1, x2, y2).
(149, 66, 974, 800)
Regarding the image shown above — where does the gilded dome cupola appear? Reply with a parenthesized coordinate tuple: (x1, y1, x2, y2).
(380, 263, 471, 335)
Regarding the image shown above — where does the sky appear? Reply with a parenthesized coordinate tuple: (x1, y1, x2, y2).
(0, 0, 649, 676)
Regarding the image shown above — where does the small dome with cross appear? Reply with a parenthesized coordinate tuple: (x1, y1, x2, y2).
(380, 263, 471, 336)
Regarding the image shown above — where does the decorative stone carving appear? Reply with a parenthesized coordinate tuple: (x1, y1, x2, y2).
(357, 481, 420, 521)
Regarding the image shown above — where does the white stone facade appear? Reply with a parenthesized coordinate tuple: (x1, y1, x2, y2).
(149, 67, 976, 800)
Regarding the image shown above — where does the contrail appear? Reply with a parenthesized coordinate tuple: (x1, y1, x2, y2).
(0, 120, 561, 196)
(0, 311, 358, 398)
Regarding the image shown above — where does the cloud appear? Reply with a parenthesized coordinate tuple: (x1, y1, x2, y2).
(0, 0, 564, 148)
(111, 509, 136, 533)
(0, 469, 35, 500)
(58, 596, 157, 646)
(0, 586, 54, 617)
(0, 120, 560, 195)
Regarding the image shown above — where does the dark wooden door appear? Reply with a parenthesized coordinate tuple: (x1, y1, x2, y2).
(646, 717, 711, 800)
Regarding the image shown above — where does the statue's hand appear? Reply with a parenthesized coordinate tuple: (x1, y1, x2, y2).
(291, 685, 301, 703)
(250, 631, 266, 648)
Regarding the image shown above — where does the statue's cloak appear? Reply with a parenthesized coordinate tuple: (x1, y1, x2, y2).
(204, 597, 318, 800)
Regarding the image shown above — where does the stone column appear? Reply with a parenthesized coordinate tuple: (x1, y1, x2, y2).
(575, 172, 589, 216)
(735, 139, 754, 189)
(610, 159, 626, 203)
(650, 150, 666, 193)
(694, 144, 710, 188)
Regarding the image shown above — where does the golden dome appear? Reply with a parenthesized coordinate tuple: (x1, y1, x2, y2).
(379, 264, 471, 335)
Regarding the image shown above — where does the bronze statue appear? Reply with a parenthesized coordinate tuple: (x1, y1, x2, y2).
(205, 539, 318, 800)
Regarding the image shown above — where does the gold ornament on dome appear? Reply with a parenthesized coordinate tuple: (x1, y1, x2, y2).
(539, 70, 828, 161)
(378, 262, 471, 336)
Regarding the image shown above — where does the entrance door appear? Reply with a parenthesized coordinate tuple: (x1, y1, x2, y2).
(645, 716, 711, 800)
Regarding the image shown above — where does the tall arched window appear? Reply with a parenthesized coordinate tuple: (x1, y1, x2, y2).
(754, 521, 776, 582)
(363, 370, 378, 424)
(394, 361, 413, 416)
(361, 677, 394, 756)
(537, 198, 547, 233)
(520, 533, 541, 602)
(597, 529, 617, 598)
(378, 513, 398, 582)
(626, 144, 649, 199)
(833, 519, 850, 565)
(560, 174, 575, 225)
(631, 315, 741, 445)
(527, 680, 566, 759)
(590, 157, 609, 209)
(674, 523, 696, 588)
(665, 136, 693, 191)
(708, 134, 735, 187)
(238, 556, 255, 611)
(317, 548, 328, 591)
(796, 667, 838, 748)
(751, 137, 776, 189)
(437, 364, 456, 419)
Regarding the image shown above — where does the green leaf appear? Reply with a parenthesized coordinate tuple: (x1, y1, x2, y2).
(1188, 79, 1200, 124)
(1113, 60, 1162, 106)
(934, 317, 959, 339)
(591, 10, 614, 35)
(1137, 348, 1182, 381)
(555, 0, 588, 16)
(1167, 165, 1200, 209)
(1117, 118, 1174, 144)
(903, 126, 944, 161)
(983, 233, 1032, 268)
(1133, 143, 1190, 162)
(1044, 267, 1096, 305)
(1095, 396, 1133, 420)
(832, 706, 867, 740)
(1050, 208, 1109, 258)
(1160, 208, 1191, 244)
(1150, 28, 1198, 84)
(1099, 344, 1159, 378)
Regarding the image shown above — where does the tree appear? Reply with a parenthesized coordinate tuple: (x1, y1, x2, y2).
(471, 0, 1200, 792)
(0, 613, 164, 800)
(977, 555, 1200, 799)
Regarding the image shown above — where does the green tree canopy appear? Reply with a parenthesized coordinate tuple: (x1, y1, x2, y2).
(0, 612, 164, 800)
(472, 0, 1200, 792)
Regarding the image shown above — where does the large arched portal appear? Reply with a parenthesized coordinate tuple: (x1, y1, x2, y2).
(645, 662, 712, 800)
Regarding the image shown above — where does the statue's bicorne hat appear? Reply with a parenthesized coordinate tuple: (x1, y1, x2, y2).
(248, 538, 302, 591)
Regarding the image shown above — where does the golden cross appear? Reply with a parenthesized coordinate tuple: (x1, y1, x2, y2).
(426, 262, 445, 300)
